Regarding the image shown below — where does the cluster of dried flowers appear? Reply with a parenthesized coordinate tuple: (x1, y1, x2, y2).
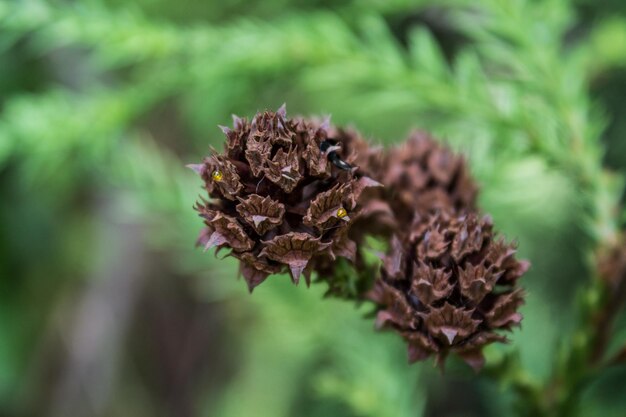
(190, 105, 528, 370)
(189, 105, 381, 291)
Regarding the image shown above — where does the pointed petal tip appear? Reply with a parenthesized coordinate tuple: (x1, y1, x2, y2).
(375, 311, 393, 329)
(407, 344, 427, 364)
(459, 350, 485, 373)
(251, 215, 267, 227)
(320, 115, 331, 131)
(218, 125, 232, 135)
(186, 164, 204, 175)
(441, 328, 458, 345)
(360, 176, 384, 188)
(232, 114, 243, 128)
(203, 232, 226, 252)
(277, 103, 287, 117)
(302, 265, 313, 287)
(289, 262, 305, 284)
(519, 260, 531, 273)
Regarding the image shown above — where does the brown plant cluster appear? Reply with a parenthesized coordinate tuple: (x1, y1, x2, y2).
(189, 105, 380, 291)
(368, 211, 528, 370)
(190, 106, 528, 370)
(361, 133, 528, 370)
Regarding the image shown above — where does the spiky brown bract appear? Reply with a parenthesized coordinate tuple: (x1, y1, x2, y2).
(368, 210, 529, 371)
(190, 105, 381, 291)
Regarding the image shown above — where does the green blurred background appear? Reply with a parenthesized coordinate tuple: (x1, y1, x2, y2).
(1, 0, 626, 416)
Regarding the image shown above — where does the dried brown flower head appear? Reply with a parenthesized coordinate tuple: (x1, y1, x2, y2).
(368, 210, 529, 370)
(377, 131, 479, 227)
(189, 105, 381, 291)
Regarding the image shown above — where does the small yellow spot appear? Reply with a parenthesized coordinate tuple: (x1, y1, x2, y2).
(336, 207, 348, 218)
(211, 170, 224, 182)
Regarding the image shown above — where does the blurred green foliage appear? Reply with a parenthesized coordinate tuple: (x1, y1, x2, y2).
(1, 0, 625, 416)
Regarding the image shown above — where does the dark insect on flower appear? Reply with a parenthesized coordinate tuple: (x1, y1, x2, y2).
(189, 105, 381, 291)
(320, 139, 354, 171)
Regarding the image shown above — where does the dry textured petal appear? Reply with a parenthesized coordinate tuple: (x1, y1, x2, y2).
(191, 105, 380, 291)
(244, 136, 272, 176)
(232, 252, 281, 292)
(203, 155, 243, 200)
(303, 183, 352, 231)
(239, 262, 271, 291)
(454, 332, 507, 371)
(369, 210, 528, 370)
(260, 232, 332, 284)
(369, 280, 417, 329)
(485, 239, 529, 284)
(427, 148, 457, 185)
(221, 119, 250, 159)
(458, 264, 502, 303)
(451, 214, 491, 261)
(329, 228, 357, 263)
(304, 145, 331, 177)
(405, 331, 439, 363)
(347, 176, 383, 209)
(383, 236, 405, 280)
(301, 121, 332, 177)
(482, 289, 525, 329)
(421, 303, 481, 345)
(410, 262, 453, 305)
(233, 251, 281, 275)
(196, 210, 254, 252)
(236, 194, 285, 235)
(250, 105, 293, 147)
(416, 226, 449, 259)
(263, 147, 302, 192)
